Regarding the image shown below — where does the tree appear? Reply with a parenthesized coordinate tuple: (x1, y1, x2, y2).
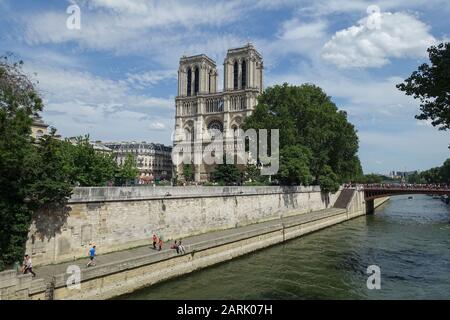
(278, 145, 312, 186)
(421, 166, 442, 184)
(407, 172, 425, 184)
(64, 136, 117, 186)
(361, 174, 383, 184)
(0, 56, 72, 270)
(211, 156, 241, 185)
(440, 158, 450, 184)
(318, 165, 340, 193)
(397, 42, 450, 130)
(182, 164, 194, 182)
(243, 83, 362, 193)
(116, 154, 139, 186)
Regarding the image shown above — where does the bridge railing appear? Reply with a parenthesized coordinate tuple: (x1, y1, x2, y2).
(343, 183, 450, 192)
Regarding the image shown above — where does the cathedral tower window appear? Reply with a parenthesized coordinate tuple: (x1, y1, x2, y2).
(187, 68, 192, 96)
(194, 67, 199, 94)
(241, 60, 247, 89)
(233, 61, 238, 90)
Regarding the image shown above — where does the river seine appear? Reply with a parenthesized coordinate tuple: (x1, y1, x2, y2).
(122, 195, 450, 299)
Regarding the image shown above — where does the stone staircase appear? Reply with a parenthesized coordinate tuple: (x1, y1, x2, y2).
(333, 189, 355, 209)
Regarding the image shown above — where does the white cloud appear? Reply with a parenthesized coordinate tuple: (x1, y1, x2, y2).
(126, 70, 177, 88)
(148, 121, 166, 131)
(321, 11, 437, 68)
(297, 0, 450, 17)
(278, 19, 327, 40)
(23, 63, 174, 141)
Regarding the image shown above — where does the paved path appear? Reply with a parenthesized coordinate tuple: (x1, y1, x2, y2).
(34, 208, 346, 281)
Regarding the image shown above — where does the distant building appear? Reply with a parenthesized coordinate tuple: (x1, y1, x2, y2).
(31, 115, 49, 139)
(103, 142, 173, 182)
(67, 137, 113, 155)
(389, 170, 418, 180)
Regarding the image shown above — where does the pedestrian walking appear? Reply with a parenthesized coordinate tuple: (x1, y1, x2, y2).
(86, 245, 96, 267)
(22, 254, 36, 277)
(158, 238, 163, 251)
(178, 240, 185, 254)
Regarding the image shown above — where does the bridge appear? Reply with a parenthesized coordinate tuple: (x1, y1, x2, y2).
(363, 185, 450, 200)
(339, 184, 450, 213)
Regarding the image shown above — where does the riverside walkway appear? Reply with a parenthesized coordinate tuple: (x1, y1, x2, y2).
(34, 207, 347, 282)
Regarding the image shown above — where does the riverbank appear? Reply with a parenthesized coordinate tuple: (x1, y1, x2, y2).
(122, 194, 450, 300)
(1, 188, 366, 300)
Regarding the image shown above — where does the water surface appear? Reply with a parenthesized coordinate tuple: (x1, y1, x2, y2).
(122, 195, 450, 299)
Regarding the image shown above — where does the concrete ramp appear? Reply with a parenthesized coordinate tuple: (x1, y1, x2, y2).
(333, 189, 355, 209)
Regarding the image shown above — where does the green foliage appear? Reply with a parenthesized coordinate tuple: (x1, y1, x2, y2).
(318, 165, 340, 193)
(243, 163, 270, 185)
(0, 57, 72, 270)
(243, 83, 362, 192)
(407, 172, 425, 184)
(397, 42, 450, 130)
(116, 153, 139, 186)
(278, 145, 312, 186)
(360, 174, 383, 184)
(211, 156, 241, 185)
(183, 164, 194, 182)
(420, 158, 450, 184)
(61, 136, 117, 187)
(441, 159, 450, 184)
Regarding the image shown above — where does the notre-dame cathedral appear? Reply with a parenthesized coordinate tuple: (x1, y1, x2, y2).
(173, 43, 264, 182)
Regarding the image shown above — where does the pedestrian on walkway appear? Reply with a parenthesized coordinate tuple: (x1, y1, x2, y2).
(158, 238, 163, 251)
(178, 240, 185, 254)
(152, 234, 158, 249)
(170, 240, 179, 254)
(86, 245, 96, 267)
(22, 254, 36, 277)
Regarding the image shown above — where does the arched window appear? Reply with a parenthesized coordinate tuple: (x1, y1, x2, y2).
(233, 61, 238, 90)
(241, 60, 247, 89)
(187, 68, 192, 96)
(208, 120, 223, 139)
(194, 67, 199, 95)
(209, 72, 212, 93)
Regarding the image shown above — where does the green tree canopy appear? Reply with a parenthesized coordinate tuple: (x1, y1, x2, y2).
(211, 155, 241, 185)
(420, 158, 450, 184)
(0, 56, 73, 269)
(116, 153, 139, 186)
(397, 42, 450, 130)
(63, 136, 117, 187)
(182, 164, 194, 182)
(243, 83, 362, 193)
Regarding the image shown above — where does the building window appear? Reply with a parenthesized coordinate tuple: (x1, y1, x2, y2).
(208, 120, 223, 138)
(194, 67, 199, 95)
(187, 68, 192, 96)
(209, 72, 212, 93)
(233, 61, 238, 90)
(241, 60, 246, 89)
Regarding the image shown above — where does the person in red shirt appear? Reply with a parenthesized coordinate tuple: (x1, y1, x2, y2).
(152, 234, 157, 249)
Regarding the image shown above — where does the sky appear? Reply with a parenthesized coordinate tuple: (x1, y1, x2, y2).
(0, 0, 449, 174)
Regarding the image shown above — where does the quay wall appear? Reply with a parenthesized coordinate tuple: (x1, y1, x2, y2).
(374, 197, 390, 209)
(25, 186, 342, 267)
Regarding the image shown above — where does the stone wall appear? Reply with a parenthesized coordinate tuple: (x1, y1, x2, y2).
(50, 202, 365, 300)
(26, 186, 341, 267)
(0, 270, 46, 300)
(374, 197, 390, 209)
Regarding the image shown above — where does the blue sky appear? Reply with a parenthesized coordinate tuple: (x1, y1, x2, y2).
(0, 0, 449, 174)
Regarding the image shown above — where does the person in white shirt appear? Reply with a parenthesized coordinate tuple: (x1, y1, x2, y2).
(23, 254, 36, 277)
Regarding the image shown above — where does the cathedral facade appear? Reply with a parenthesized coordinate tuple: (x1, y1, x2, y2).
(173, 43, 264, 182)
